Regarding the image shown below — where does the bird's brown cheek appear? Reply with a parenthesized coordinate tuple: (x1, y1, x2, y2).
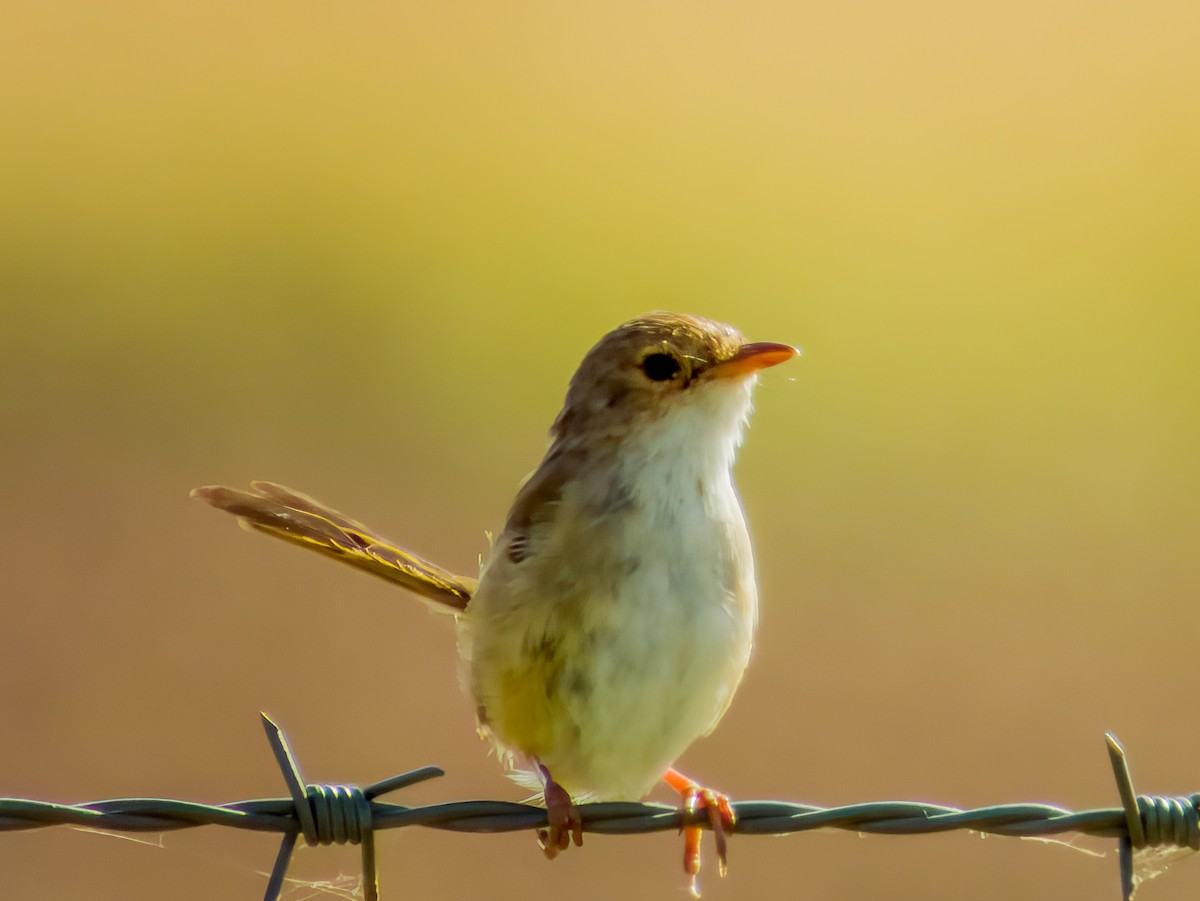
(605, 385, 630, 409)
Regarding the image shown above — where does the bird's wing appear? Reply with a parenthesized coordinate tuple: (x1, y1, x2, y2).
(191, 481, 475, 612)
(494, 442, 588, 561)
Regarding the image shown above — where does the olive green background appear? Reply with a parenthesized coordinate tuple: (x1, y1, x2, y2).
(1, 1, 1197, 899)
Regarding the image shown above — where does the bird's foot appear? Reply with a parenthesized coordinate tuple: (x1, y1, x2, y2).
(663, 768, 736, 897)
(535, 763, 583, 859)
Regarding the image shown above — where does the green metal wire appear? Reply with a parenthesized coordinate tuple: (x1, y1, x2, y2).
(1, 716, 1195, 901)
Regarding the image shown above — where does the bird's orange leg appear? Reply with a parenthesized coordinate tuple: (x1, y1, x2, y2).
(535, 762, 583, 859)
(663, 768, 735, 896)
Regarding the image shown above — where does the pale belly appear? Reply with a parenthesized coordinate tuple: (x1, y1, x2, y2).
(462, 515, 756, 800)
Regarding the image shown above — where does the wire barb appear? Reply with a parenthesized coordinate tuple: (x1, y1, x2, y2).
(259, 713, 444, 901)
(1, 720, 1196, 899)
(1105, 732, 1200, 901)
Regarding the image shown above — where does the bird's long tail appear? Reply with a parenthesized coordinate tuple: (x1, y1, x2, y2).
(191, 481, 475, 612)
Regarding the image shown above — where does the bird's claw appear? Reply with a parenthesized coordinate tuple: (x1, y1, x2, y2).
(664, 769, 735, 897)
(537, 771, 583, 859)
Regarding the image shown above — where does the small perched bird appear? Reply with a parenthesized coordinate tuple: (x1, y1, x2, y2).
(193, 311, 796, 892)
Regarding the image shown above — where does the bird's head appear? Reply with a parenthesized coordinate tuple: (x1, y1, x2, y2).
(551, 312, 797, 453)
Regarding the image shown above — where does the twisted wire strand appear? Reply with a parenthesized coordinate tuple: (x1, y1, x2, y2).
(0, 717, 1194, 901)
(1138, 794, 1200, 849)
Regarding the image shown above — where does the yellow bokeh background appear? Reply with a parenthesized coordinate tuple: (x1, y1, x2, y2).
(1, 1, 1197, 899)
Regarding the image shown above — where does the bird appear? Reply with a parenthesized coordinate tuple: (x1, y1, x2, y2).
(192, 311, 797, 893)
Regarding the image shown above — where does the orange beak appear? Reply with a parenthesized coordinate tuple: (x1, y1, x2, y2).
(711, 341, 799, 379)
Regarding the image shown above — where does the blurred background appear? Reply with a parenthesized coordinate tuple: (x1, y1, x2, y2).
(1, 0, 1197, 898)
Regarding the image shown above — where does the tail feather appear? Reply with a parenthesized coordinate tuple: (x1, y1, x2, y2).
(191, 481, 474, 612)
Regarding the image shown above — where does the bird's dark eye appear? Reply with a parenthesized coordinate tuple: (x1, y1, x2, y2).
(641, 352, 682, 382)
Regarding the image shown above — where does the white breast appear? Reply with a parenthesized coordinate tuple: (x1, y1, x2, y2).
(462, 376, 760, 800)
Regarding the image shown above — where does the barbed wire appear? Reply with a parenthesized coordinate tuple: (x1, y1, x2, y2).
(2, 715, 1196, 901)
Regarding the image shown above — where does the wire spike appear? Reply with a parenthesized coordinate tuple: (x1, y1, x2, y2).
(261, 713, 317, 844)
(1105, 732, 1142, 901)
(264, 830, 298, 901)
(1106, 733, 1145, 847)
(366, 767, 446, 800)
(362, 831, 380, 901)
